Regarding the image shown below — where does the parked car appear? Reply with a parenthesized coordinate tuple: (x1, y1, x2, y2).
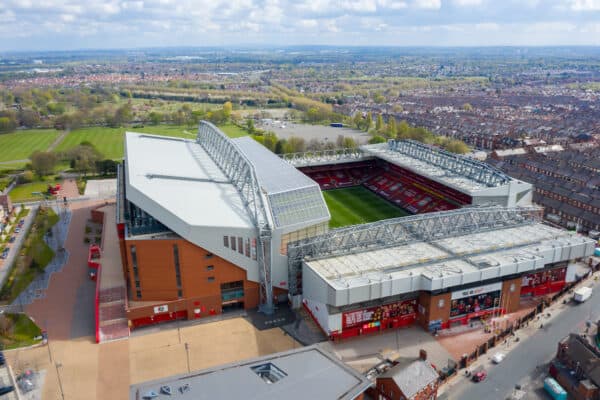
(8, 236, 15, 243)
(492, 352, 505, 364)
(14, 227, 20, 234)
(472, 367, 487, 382)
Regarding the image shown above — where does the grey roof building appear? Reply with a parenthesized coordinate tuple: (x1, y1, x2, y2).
(130, 345, 370, 400)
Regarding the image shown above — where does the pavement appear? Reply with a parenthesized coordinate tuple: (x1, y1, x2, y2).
(83, 180, 116, 200)
(323, 325, 455, 374)
(4, 200, 299, 400)
(441, 275, 600, 400)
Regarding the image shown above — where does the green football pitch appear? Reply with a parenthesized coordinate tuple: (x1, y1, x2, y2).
(322, 186, 409, 228)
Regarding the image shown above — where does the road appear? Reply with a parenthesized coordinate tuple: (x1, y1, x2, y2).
(447, 280, 600, 400)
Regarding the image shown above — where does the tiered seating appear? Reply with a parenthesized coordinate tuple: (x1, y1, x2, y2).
(300, 160, 468, 216)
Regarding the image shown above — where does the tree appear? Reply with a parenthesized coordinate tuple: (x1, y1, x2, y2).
(364, 112, 372, 132)
(95, 159, 118, 175)
(387, 116, 397, 138)
(112, 102, 133, 127)
(30, 151, 58, 176)
(342, 137, 357, 149)
(0, 117, 16, 134)
(222, 101, 233, 120)
(246, 118, 255, 134)
(462, 103, 473, 112)
(396, 120, 410, 139)
(20, 170, 34, 183)
(444, 140, 470, 154)
(262, 131, 278, 152)
(376, 114, 384, 132)
(18, 109, 40, 127)
(149, 112, 162, 125)
(274, 139, 287, 155)
(353, 113, 363, 130)
(67, 144, 102, 175)
(373, 92, 385, 104)
(287, 136, 306, 153)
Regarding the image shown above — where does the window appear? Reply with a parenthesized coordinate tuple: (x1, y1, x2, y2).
(205, 253, 214, 259)
(245, 239, 250, 258)
(177, 289, 183, 298)
(173, 245, 182, 298)
(206, 265, 214, 271)
(131, 246, 141, 292)
(238, 237, 243, 254)
(231, 236, 236, 251)
(251, 363, 287, 384)
(136, 290, 142, 298)
(223, 236, 229, 248)
(208, 277, 215, 282)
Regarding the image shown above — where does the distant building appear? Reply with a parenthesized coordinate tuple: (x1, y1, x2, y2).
(551, 333, 600, 400)
(129, 345, 371, 400)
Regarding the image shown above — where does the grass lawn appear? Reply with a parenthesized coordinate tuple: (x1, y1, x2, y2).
(54, 127, 125, 160)
(0, 129, 60, 163)
(218, 123, 249, 138)
(323, 186, 409, 228)
(0, 313, 42, 349)
(54, 123, 245, 159)
(8, 180, 59, 203)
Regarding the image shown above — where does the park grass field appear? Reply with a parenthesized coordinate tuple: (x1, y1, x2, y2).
(8, 180, 59, 203)
(323, 186, 409, 228)
(0, 129, 60, 163)
(54, 124, 246, 160)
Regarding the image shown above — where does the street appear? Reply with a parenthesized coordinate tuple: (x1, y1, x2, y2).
(447, 280, 600, 400)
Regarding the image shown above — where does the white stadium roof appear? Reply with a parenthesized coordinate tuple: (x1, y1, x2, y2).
(124, 131, 329, 234)
(303, 222, 596, 307)
(125, 133, 254, 229)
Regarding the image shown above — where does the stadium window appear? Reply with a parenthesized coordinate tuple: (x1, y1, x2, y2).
(208, 276, 215, 282)
(231, 236, 236, 251)
(205, 252, 214, 259)
(177, 289, 183, 298)
(238, 237, 243, 254)
(131, 246, 141, 290)
(206, 265, 214, 271)
(173, 245, 182, 292)
(245, 239, 250, 258)
(223, 236, 229, 248)
(136, 290, 142, 299)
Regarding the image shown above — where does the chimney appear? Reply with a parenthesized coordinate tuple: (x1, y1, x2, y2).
(419, 349, 427, 361)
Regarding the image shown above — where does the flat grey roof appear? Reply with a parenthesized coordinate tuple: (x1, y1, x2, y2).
(130, 345, 370, 400)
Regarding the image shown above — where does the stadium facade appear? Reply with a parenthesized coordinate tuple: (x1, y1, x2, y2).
(116, 122, 595, 334)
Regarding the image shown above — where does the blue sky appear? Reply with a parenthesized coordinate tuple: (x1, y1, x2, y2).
(0, 0, 599, 51)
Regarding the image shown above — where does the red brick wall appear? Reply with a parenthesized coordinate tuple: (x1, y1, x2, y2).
(417, 291, 452, 329)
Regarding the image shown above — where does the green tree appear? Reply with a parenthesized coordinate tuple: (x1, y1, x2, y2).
(67, 144, 102, 175)
(397, 120, 410, 139)
(387, 117, 397, 138)
(112, 102, 133, 127)
(444, 140, 470, 154)
(342, 137, 357, 149)
(30, 151, 58, 176)
(262, 131, 278, 152)
(149, 112, 162, 125)
(353, 113, 363, 130)
(376, 114, 384, 132)
(246, 118, 255, 134)
(365, 112, 372, 132)
(222, 101, 233, 120)
(0, 117, 16, 134)
(274, 139, 287, 155)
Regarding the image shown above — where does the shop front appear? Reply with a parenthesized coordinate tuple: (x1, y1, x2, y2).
(447, 282, 503, 328)
(331, 298, 417, 340)
(520, 267, 567, 297)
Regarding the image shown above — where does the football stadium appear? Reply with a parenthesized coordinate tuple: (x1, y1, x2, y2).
(115, 121, 596, 339)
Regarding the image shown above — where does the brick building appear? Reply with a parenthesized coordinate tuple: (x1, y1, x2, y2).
(373, 352, 439, 400)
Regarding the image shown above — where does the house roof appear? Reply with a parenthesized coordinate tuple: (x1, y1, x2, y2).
(380, 359, 439, 399)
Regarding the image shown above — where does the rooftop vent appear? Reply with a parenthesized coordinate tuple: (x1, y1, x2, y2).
(251, 363, 287, 384)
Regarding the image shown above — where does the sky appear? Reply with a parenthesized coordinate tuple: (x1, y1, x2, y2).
(0, 0, 600, 51)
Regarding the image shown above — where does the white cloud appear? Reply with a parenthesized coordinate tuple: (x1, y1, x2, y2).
(452, 0, 483, 6)
(569, 0, 600, 10)
(412, 0, 441, 9)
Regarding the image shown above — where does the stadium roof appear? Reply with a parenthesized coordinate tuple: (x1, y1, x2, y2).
(124, 131, 330, 233)
(129, 345, 370, 400)
(233, 137, 330, 229)
(124, 132, 254, 229)
(303, 222, 596, 306)
(361, 140, 512, 193)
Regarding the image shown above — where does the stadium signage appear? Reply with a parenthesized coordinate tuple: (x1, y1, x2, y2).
(342, 299, 417, 329)
(451, 282, 502, 300)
